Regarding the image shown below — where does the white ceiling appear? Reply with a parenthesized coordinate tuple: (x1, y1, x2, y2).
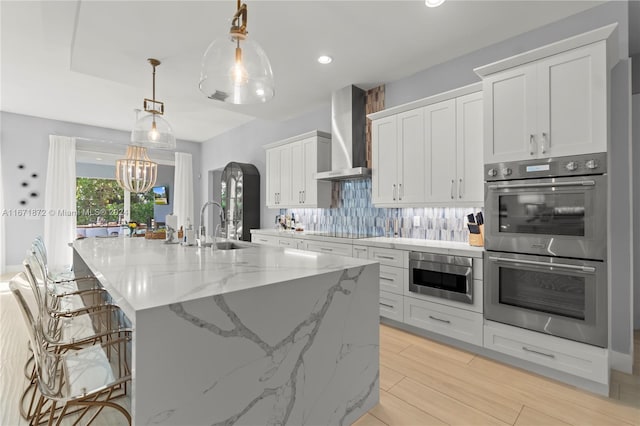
(0, 0, 608, 143)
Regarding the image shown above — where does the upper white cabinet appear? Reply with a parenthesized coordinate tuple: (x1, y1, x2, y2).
(475, 24, 618, 163)
(264, 131, 331, 208)
(371, 109, 425, 205)
(370, 84, 483, 207)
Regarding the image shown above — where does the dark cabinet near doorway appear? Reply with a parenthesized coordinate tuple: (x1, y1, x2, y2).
(221, 162, 260, 241)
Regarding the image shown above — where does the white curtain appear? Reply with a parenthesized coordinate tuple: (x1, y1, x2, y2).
(44, 135, 76, 269)
(173, 152, 194, 231)
(0, 143, 5, 275)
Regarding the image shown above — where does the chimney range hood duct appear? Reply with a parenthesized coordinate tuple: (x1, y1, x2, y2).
(315, 85, 371, 181)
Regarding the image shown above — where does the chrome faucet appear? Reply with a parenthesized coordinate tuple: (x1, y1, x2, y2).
(198, 201, 225, 247)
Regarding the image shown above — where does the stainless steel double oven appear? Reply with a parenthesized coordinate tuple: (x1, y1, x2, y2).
(483, 152, 607, 347)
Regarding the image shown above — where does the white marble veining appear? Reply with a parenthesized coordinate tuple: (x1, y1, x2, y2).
(73, 237, 380, 425)
(73, 237, 376, 323)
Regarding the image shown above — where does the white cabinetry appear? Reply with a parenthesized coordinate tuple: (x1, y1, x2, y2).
(476, 24, 619, 163)
(404, 297, 483, 346)
(265, 131, 331, 208)
(372, 109, 426, 205)
(304, 240, 353, 257)
(266, 144, 292, 207)
(484, 320, 608, 384)
(370, 84, 483, 207)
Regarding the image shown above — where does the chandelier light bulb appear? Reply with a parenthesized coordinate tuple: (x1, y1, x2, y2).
(231, 47, 249, 86)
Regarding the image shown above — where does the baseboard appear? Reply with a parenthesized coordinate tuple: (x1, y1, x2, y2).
(610, 349, 633, 374)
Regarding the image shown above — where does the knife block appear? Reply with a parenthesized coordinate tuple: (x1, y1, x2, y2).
(468, 224, 484, 247)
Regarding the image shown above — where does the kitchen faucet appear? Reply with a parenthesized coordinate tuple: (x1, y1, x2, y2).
(197, 201, 225, 247)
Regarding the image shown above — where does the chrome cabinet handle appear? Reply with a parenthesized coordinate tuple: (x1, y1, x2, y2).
(392, 184, 396, 201)
(380, 277, 394, 282)
(379, 302, 395, 309)
(522, 346, 555, 359)
(458, 178, 463, 199)
(429, 315, 451, 324)
(529, 134, 536, 155)
(450, 180, 455, 199)
(353, 247, 367, 252)
(320, 247, 333, 252)
(399, 183, 403, 201)
(541, 132, 548, 154)
(488, 256, 596, 273)
(302, 190, 305, 203)
(488, 180, 595, 190)
(377, 255, 395, 260)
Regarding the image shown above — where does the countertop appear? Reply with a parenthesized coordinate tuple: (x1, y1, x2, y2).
(250, 229, 484, 258)
(73, 237, 376, 321)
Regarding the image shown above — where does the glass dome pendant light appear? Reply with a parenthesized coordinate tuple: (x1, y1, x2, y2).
(199, 0, 275, 104)
(131, 58, 176, 149)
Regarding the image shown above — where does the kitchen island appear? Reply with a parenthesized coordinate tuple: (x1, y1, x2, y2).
(72, 237, 380, 425)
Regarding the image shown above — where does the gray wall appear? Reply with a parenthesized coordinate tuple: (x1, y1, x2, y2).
(201, 1, 633, 357)
(0, 111, 201, 267)
(201, 106, 331, 230)
(634, 93, 640, 329)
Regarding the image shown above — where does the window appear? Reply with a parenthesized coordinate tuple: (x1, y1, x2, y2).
(76, 177, 153, 225)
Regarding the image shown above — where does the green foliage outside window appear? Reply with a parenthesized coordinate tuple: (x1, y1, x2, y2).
(76, 178, 154, 225)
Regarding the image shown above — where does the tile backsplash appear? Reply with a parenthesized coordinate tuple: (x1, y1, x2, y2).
(283, 179, 482, 242)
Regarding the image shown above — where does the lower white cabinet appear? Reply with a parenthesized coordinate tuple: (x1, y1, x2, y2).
(404, 297, 483, 346)
(304, 240, 353, 257)
(483, 320, 608, 384)
(379, 291, 404, 322)
(352, 245, 369, 259)
(379, 265, 405, 295)
(251, 234, 278, 245)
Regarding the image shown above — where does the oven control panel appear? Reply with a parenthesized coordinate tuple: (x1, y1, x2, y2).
(485, 152, 607, 181)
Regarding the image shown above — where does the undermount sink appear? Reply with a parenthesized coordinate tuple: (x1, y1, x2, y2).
(215, 241, 250, 250)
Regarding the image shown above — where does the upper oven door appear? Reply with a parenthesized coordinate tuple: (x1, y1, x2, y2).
(484, 174, 606, 260)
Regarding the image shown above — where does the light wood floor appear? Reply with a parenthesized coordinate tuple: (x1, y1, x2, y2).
(2, 272, 639, 425)
(354, 324, 640, 426)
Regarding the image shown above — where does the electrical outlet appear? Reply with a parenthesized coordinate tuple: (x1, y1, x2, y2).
(413, 216, 420, 227)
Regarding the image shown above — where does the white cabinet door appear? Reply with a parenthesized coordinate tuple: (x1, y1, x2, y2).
(278, 145, 293, 206)
(537, 42, 607, 158)
(456, 92, 484, 205)
(397, 109, 425, 204)
(371, 116, 398, 205)
(290, 141, 304, 205)
(301, 137, 318, 206)
(266, 148, 281, 207)
(483, 64, 537, 163)
(425, 99, 457, 203)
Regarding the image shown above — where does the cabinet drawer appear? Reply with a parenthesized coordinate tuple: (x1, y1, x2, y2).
(305, 240, 352, 257)
(483, 321, 608, 383)
(404, 297, 483, 346)
(251, 234, 278, 246)
(379, 291, 403, 322)
(352, 245, 369, 259)
(404, 279, 483, 314)
(368, 247, 407, 268)
(379, 265, 405, 295)
(277, 238, 296, 248)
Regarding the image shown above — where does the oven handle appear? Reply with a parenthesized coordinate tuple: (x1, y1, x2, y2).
(488, 256, 596, 273)
(488, 180, 595, 190)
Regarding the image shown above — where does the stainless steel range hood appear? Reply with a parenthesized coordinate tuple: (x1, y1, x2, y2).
(315, 85, 371, 181)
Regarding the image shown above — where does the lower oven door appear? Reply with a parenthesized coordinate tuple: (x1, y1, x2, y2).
(484, 252, 607, 347)
(484, 174, 606, 260)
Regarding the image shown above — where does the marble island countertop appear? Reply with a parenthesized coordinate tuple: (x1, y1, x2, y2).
(73, 237, 376, 322)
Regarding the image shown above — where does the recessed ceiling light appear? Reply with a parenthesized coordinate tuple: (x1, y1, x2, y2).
(256, 88, 265, 96)
(425, 0, 445, 7)
(317, 55, 333, 65)
(95, 157, 103, 161)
